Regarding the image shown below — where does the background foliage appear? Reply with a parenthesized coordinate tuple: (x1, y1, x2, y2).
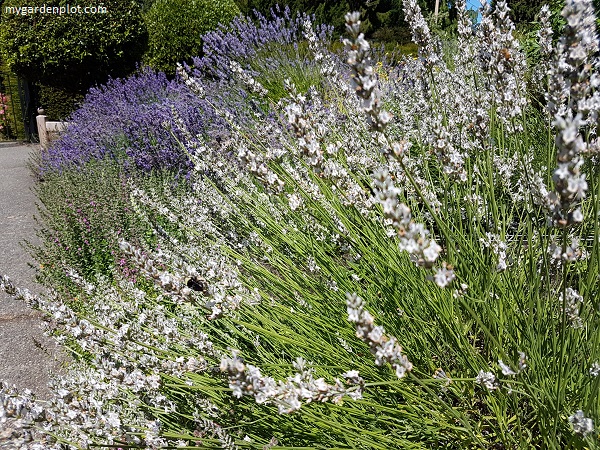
(142, 0, 241, 75)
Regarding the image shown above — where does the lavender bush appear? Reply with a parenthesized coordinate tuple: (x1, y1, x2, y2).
(191, 5, 337, 99)
(2, 1, 600, 449)
(39, 69, 230, 176)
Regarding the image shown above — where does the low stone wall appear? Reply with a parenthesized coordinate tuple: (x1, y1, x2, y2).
(36, 109, 68, 150)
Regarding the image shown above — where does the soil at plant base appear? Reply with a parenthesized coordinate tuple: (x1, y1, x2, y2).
(0, 141, 63, 400)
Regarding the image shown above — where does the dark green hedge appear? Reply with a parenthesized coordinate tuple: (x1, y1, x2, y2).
(0, 61, 25, 139)
(38, 84, 84, 121)
(0, 0, 148, 89)
(142, 0, 241, 75)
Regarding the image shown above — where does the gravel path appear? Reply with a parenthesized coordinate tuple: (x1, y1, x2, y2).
(0, 141, 62, 400)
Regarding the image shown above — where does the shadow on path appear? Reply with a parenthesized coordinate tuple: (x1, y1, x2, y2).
(0, 141, 63, 399)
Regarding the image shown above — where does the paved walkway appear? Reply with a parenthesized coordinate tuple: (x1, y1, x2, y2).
(0, 141, 61, 399)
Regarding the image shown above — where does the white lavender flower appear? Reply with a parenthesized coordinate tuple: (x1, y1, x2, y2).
(302, 18, 337, 77)
(284, 192, 300, 211)
(456, 0, 473, 40)
(569, 410, 595, 436)
(433, 265, 455, 288)
(176, 63, 205, 98)
(229, 60, 268, 97)
(477, 0, 528, 131)
(547, 0, 599, 118)
(432, 116, 467, 182)
(343, 12, 392, 132)
(538, 5, 553, 58)
(561, 287, 585, 328)
(373, 168, 442, 268)
(518, 352, 528, 372)
(545, 0, 599, 226)
(480, 233, 508, 272)
(475, 370, 499, 390)
(498, 360, 516, 376)
(402, 0, 440, 66)
(547, 114, 589, 227)
(346, 293, 413, 378)
(220, 352, 364, 413)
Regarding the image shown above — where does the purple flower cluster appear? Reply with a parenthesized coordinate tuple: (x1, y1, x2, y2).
(40, 69, 228, 176)
(191, 6, 334, 82)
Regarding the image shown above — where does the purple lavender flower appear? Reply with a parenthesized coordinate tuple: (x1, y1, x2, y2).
(191, 6, 334, 84)
(40, 69, 234, 177)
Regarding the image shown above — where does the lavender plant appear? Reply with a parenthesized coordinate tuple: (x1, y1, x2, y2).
(39, 69, 233, 176)
(2, 1, 600, 449)
(191, 5, 336, 100)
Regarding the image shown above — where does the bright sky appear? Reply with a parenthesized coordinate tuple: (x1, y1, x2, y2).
(465, 0, 486, 22)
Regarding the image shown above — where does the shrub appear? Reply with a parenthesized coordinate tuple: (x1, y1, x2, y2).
(142, 0, 240, 75)
(0, 0, 148, 118)
(41, 10, 338, 174)
(30, 159, 151, 290)
(0, 61, 25, 139)
(192, 6, 335, 99)
(37, 84, 84, 121)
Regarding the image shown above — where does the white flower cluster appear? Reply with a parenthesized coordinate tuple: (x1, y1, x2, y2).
(220, 353, 364, 414)
(1, 272, 238, 448)
(475, 370, 499, 390)
(433, 264, 456, 288)
(499, 351, 528, 376)
(229, 60, 268, 97)
(548, 234, 588, 263)
(346, 293, 413, 378)
(432, 115, 467, 182)
(120, 239, 247, 320)
(456, 0, 473, 40)
(373, 168, 443, 269)
(401, 0, 440, 66)
(569, 409, 595, 436)
(120, 240, 205, 301)
(284, 81, 326, 169)
(476, 0, 528, 132)
(343, 12, 392, 132)
(476, 352, 527, 390)
(547, 114, 589, 226)
(0, 383, 57, 449)
(561, 287, 585, 328)
(302, 19, 336, 77)
(176, 63, 205, 98)
(530, 5, 554, 94)
(546, 0, 599, 227)
(480, 232, 508, 272)
(237, 144, 285, 193)
(547, 0, 600, 118)
(538, 5, 553, 59)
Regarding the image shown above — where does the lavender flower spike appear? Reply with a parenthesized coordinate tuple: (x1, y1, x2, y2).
(346, 293, 413, 378)
(545, 0, 599, 226)
(343, 12, 392, 132)
(220, 352, 364, 414)
(402, 0, 440, 65)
